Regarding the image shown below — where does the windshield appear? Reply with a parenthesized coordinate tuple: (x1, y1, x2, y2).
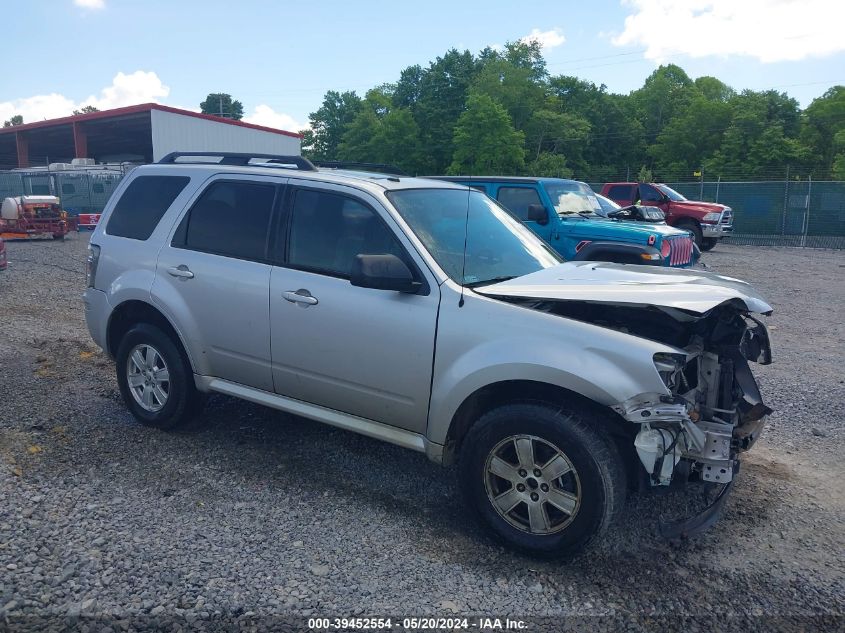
(655, 184, 687, 201)
(543, 181, 602, 215)
(594, 193, 621, 217)
(387, 188, 561, 286)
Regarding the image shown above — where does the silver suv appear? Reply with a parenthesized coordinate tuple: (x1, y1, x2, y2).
(84, 152, 773, 556)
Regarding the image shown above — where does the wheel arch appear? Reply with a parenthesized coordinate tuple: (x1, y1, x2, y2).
(676, 217, 702, 231)
(440, 380, 636, 468)
(107, 300, 195, 372)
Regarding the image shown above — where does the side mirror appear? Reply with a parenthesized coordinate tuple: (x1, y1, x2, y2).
(351, 254, 420, 293)
(526, 203, 549, 225)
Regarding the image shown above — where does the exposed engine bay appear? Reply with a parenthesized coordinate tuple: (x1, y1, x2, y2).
(507, 297, 773, 490)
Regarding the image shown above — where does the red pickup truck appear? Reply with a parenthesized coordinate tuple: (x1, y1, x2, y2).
(601, 182, 733, 251)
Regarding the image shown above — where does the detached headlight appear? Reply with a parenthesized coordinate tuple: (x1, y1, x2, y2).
(702, 212, 722, 223)
(653, 353, 686, 390)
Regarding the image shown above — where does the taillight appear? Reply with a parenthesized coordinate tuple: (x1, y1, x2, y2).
(86, 243, 100, 288)
(575, 240, 591, 252)
(661, 240, 671, 258)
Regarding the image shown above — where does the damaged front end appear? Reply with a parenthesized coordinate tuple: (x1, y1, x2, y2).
(613, 307, 772, 485)
(475, 263, 774, 537)
(511, 296, 771, 537)
(610, 305, 773, 536)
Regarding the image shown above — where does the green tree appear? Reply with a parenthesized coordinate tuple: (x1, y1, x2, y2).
(523, 106, 590, 169)
(694, 76, 735, 103)
(651, 96, 732, 175)
(3, 114, 23, 127)
(338, 87, 425, 173)
(497, 39, 548, 83)
(801, 86, 845, 174)
(527, 152, 572, 178)
(393, 65, 424, 110)
(548, 76, 645, 175)
(448, 92, 525, 175)
(472, 57, 545, 130)
(73, 105, 99, 115)
(832, 129, 845, 178)
(414, 49, 480, 172)
(305, 90, 363, 160)
(199, 93, 244, 120)
(631, 64, 696, 145)
(637, 165, 653, 182)
(705, 90, 805, 177)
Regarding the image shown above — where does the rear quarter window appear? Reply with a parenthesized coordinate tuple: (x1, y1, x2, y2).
(106, 175, 190, 240)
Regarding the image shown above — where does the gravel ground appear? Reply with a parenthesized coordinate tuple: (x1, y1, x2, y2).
(0, 234, 843, 631)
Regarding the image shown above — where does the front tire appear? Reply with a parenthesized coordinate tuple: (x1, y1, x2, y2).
(700, 238, 718, 251)
(459, 402, 626, 558)
(115, 323, 203, 430)
(678, 221, 703, 248)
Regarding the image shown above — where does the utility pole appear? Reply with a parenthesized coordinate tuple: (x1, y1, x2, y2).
(699, 165, 704, 200)
(219, 95, 224, 118)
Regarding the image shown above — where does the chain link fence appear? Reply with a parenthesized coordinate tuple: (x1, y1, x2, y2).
(3, 166, 844, 248)
(586, 179, 845, 249)
(0, 168, 127, 215)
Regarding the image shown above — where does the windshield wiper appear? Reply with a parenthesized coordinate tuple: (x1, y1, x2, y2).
(464, 275, 518, 288)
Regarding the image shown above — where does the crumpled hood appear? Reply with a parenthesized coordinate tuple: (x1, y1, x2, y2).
(475, 261, 772, 315)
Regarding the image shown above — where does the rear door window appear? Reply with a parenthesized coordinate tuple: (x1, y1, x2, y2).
(606, 184, 634, 200)
(496, 186, 543, 220)
(178, 180, 277, 262)
(106, 175, 190, 240)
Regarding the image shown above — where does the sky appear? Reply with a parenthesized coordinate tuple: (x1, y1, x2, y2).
(2, 0, 844, 133)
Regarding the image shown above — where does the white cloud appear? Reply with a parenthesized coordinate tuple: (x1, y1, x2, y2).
(74, 0, 105, 9)
(613, 0, 845, 63)
(81, 71, 169, 110)
(520, 28, 566, 49)
(244, 105, 305, 132)
(0, 71, 169, 124)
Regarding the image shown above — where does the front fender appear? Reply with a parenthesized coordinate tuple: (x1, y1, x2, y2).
(426, 288, 677, 445)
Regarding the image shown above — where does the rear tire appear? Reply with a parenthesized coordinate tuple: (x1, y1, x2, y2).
(459, 402, 626, 558)
(115, 323, 204, 430)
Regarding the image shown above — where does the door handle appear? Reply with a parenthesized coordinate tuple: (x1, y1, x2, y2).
(283, 289, 318, 306)
(167, 265, 194, 279)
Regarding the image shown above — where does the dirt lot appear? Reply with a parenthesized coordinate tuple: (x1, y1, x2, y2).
(0, 234, 843, 631)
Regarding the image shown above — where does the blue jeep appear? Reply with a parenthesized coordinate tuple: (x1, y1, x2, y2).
(435, 177, 698, 268)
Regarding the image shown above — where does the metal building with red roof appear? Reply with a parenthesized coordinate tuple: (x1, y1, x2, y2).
(0, 103, 301, 169)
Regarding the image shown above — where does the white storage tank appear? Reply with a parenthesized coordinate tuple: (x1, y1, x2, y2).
(1, 197, 20, 220)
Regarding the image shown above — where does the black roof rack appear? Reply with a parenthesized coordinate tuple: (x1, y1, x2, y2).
(158, 152, 316, 171)
(313, 161, 408, 176)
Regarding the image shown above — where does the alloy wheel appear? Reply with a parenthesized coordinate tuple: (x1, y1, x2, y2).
(126, 343, 170, 412)
(483, 434, 581, 534)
